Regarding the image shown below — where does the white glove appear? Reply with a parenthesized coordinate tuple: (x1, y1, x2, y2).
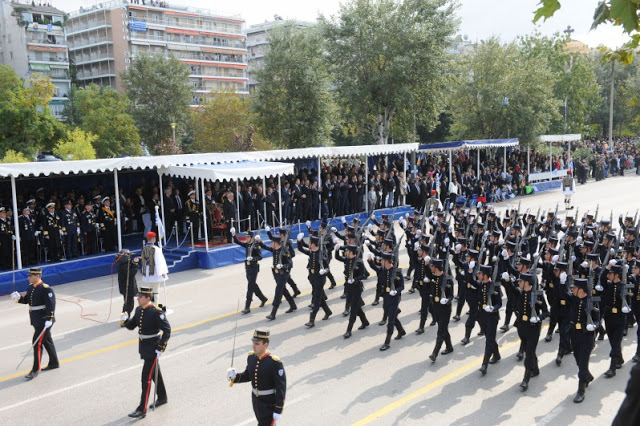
(367, 224, 373, 231)
(460, 270, 466, 276)
(370, 214, 376, 220)
(247, 256, 253, 261)
(424, 255, 431, 263)
(331, 227, 337, 233)
(507, 204, 511, 210)
(469, 261, 475, 269)
(400, 219, 407, 227)
(265, 225, 271, 232)
(273, 413, 281, 421)
(478, 201, 483, 208)
(276, 263, 283, 270)
(11, 235, 16, 240)
(120, 313, 128, 322)
(498, 239, 504, 246)
(347, 278, 354, 284)
(11, 291, 20, 302)
(622, 306, 631, 314)
(587, 230, 593, 238)
(501, 272, 509, 281)
(586, 324, 596, 332)
(367, 253, 373, 260)
(227, 367, 237, 379)
(76, 227, 81, 234)
(540, 238, 547, 244)
(530, 316, 539, 324)
(154, 350, 161, 359)
(44, 320, 52, 329)
(333, 237, 339, 245)
(306, 220, 311, 227)
(570, 255, 576, 262)
(405, 212, 410, 218)
(416, 229, 422, 236)
(559, 272, 567, 284)
(414, 242, 420, 250)
(492, 256, 497, 262)
(423, 277, 428, 283)
(533, 252, 539, 259)
(552, 255, 559, 263)
(444, 237, 450, 246)
(230, 227, 236, 235)
(440, 298, 448, 305)
(619, 213, 623, 219)
(484, 305, 493, 313)
(59, 229, 64, 236)
(541, 210, 546, 217)
(449, 203, 453, 209)
(320, 268, 326, 275)
(341, 217, 347, 224)
(580, 261, 588, 268)
(609, 259, 617, 267)
(390, 290, 397, 296)
(297, 233, 304, 241)
(610, 248, 615, 255)
(34, 231, 41, 236)
(595, 284, 604, 291)
(255, 235, 261, 242)
(576, 236, 583, 244)
(455, 243, 462, 252)
(501, 249, 508, 260)
(365, 240, 371, 246)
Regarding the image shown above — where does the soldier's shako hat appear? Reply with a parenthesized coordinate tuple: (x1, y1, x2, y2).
(586, 214, 594, 220)
(345, 244, 358, 253)
(310, 235, 320, 245)
(492, 230, 501, 238)
(439, 222, 448, 230)
(586, 253, 600, 262)
(431, 259, 444, 270)
(420, 244, 429, 252)
(382, 220, 391, 228)
(518, 273, 534, 284)
(383, 238, 394, 247)
(548, 248, 559, 255)
(137, 287, 154, 297)
(468, 249, 479, 258)
(476, 222, 485, 228)
(270, 234, 280, 243)
(605, 232, 615, 240)
(437, 211, 445, 218)
(457, 237, 467, 245)
(519, 257, 532, 267)
(631, 260, 640, 269)
(625, 216, 634, 223)
(554, 261, 568, 271)
(505, 241, 517, 251)
(610, 264, 623, 275)
(567, 229, 578, 238)
(626, 228, 637, 237)
(583, 240, 595, 249)
(548, 236, 558, 244)
(573, 278, 588, 290)
(376, 230, 386, 237)
(479, 265, 492, 275)
(309, 230, 319, 237)
(512, 224, 522, 231)
(600, 220, 611, 226)
(381, 252, 394, 262)
(246, 230, 255, 237)
(252, 329, 270, 342)
(455, 227, 465, 235)
(28, 267, 42, 275)
(503, 216, 511, 222)
(352, 217, 361, 224)
(381, 214, 389, 220)
(320, 219, 328, 228)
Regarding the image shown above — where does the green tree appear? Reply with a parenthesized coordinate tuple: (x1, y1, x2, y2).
(0, 65, 65, 157)
(54, 128, 97, 160)
(194, 90, 272, 151)
(1, 150, 30, 163)
(319, 0, 458, 144)
(253, 24, 335, 148)
(122, 54, 191, 153)
(64, 84, 142, 157)
(449, 38, 561, 144)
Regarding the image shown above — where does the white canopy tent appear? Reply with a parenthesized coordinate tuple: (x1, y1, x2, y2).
(538, 134, 582, 179)
(159, 161, 294, 250)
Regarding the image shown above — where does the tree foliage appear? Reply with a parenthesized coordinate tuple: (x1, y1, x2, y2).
(253, 24, 335, 148)
(319, 0, 458, 144)
(0, 65, 65, 157)
(122, 54, 191, 153)
(193, 91, 272, 152)
(1, 150, 30, 163)
(54, 128, 97, 160)
(64, 84, 141, 157)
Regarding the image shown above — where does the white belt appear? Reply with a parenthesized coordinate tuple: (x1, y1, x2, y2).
(139, 332, 161, 340)
(252, 388, 276, 397)
(29, 305, 45, 311)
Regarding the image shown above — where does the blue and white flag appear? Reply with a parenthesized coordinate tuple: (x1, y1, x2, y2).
(129, 20, 147, 32)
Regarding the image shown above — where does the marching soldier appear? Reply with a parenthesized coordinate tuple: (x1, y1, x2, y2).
(631, 260, 640, 362)
(569, 278, 599, 403)
(42, 202, 62, 262)
(80, 203, 98, 255)
(297, 233, 332, 328)
(231, 228, 268, 314)
(19, 206, 37, 266)
(60, 199, 80, 259)
(260, 230, 297, 321)
(337, 244, 369, 338)
(413, 243, 432, 335)
(553, 261, 573, 366)
(121, 287, 171, 418)
(0, 207, 15, 269)
(602, 262, 628, 378)
(227, 329, 287, 426)
(369, 252, 405, 351)
(184, 190, 201, 240)
(117, 249, 139, 324)
(99, 197, 117, 252)
(10, 267, 59, 380)
(477, 265, 503, 375)
(514, 273, 542, 390)
(428, 258, 454, 362)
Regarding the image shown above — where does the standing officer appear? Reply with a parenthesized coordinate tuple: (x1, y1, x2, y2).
(60, 199, 80, 259)
(11, 267, 59, 380)
(0, 207, 15, 269)
(562, 170, 576, 211)
(42, 202, 62, 261)
(231, 228, 268, 314)
(81, 203, 98, 255)
(227, 329, 287, 426)
(19, 206, 37, 266)
(185, 190, 201, 240)
(121, 287, 171, 418)
(99, 197, 117, 252)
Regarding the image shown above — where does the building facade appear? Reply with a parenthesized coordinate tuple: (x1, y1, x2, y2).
(0, 1, 71, 119)
(66, 0, 248, 105)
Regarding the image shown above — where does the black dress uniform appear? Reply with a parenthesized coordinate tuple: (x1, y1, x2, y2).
(335, 245, 369, 338)
(569, 278, 599, 403)
(14, 268, 59, 377)
(19, 211, 37, 265)
(60, 205, 80, 258)
(124, 289, 171, 417)
(260, 235, 297, 320)
(42, 206, 62, 261)
(233, 232, 268, 314)
(184, 193, 201, 239)
(81, 207, 98, 254)
(414, 245, 433, 334)
(0, 214, 14, 269)
(477, 265, 503, 373)
(514, 273, 542, 389)
(602, 263, 627, 377)
(369, 252, 406, 351)
(429, 259, 454, 362)
(98, 202, 117, 252)
(298, 236, 332, 327)
(232, 330, 287, 426)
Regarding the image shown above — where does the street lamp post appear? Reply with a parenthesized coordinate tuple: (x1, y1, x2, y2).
(171, 122, 176, 143)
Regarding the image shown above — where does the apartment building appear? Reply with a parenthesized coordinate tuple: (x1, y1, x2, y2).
(66, 0, 247, 105)
(0, 1, 71, 119)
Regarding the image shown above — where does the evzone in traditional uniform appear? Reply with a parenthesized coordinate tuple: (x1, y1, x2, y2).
(139, 231, 169, 310)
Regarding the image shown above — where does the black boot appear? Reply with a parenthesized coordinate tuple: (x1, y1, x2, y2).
(322, 308, 333, 320)
(479, 364, 488, 375)
(604, 359, 617, 378)
(344, 321, 355, 339)
(573, 381, 586, 403)
(305, 312, 317, 328)
(358, 315, 370, 330)
(461, 327, 472, 345)
(266, 306, 278, 321)
(241, 300, 251, 315)
(429, 342, 443, 362)
(291, 283, 301, 298)
(416, 317, 426, 334)
(395, 323, 406, 340)
(285, 302, 297, 313)
(380, 333, 392, 351)
(379, 314, 387, 326)
(259, 297, 268, 307)
(544, 332, 553, 342)
(633, 349, 640, 363)
(520, 369, 532, 391)
(555, 349, 564, 366)
(441, 336, 454, 355)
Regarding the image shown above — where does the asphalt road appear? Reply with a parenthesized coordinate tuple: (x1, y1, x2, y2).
(0, 173, 638, 426)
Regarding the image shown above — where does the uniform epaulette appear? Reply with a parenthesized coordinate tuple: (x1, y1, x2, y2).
(154, 305, 163, 311)
(247, 351, 255, 356)
(42, 284, 50, 288)
(270, 354, 280, 361)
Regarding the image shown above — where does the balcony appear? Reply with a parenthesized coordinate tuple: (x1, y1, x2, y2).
(74, 53, 115, 66)
(68, 38, 114, 51)
(130, 32, 246, 50)
(134, 17, 243, 37)
(28, 56, 70, 66)
(66, 20, 111, 36)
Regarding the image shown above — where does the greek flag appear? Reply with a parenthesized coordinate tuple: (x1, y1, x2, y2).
(129, 20, 147, 32)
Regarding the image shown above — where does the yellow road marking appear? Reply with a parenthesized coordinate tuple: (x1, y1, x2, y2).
(352, 324, 549, 425)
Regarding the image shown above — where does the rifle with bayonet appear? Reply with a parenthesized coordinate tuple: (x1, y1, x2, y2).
(388, 234, 405, 293)
(529, 251, 544, 319)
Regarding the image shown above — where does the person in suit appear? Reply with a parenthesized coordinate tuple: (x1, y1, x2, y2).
(223, 192, 236, 243)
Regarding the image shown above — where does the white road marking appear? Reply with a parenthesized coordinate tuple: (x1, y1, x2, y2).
(535, 405, 565, 426)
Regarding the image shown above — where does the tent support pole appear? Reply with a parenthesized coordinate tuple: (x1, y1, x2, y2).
(158, 169, 166, 246)
(527, 146, 531, 177)
(477, 149, 480, 178)
(318, 157, 321, 219)
(365, 156, 369, 214)
(236, 180, 241, 232)
(115, 169, 123, 251)
(503, 148, 507, 174)
(262, 176, 267, 228)
(11, 176, 22, 270)
(278, 175, 283, 226)
(448, 150, 452, 184)
(549, 142, 552, 182)
(201, 178, 208, 251)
